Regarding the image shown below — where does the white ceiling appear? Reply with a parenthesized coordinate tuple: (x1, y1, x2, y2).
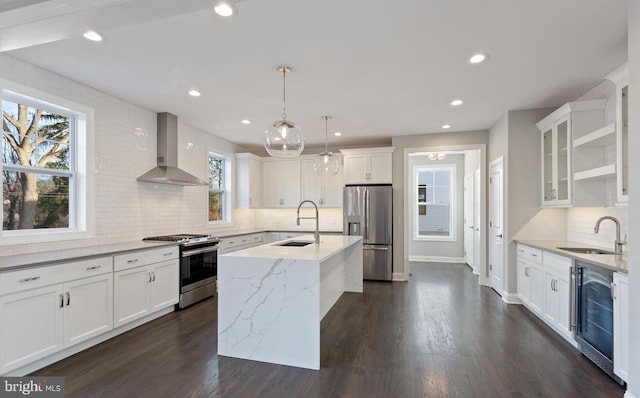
(1, 0, 628, 152)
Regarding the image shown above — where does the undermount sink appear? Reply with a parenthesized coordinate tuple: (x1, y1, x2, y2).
(275, 240, 315, 247)
(557, 247, 618, 255)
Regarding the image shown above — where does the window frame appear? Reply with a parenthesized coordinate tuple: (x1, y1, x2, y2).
(207, 150, 232, 225)
(1, 78, 94, 245)
(413, 164, 456, 242)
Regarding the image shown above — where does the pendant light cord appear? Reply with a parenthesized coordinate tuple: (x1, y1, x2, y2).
(281, 67, 287, 120)
(324, 116, 329, 152)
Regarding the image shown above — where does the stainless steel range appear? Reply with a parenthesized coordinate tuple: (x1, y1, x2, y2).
(143, 234, 219, 309)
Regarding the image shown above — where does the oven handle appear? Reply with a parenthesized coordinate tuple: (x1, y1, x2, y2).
(182, 245, 219, 257)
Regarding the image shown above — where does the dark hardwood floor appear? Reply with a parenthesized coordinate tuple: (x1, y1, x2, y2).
(36, 263, 624, 397)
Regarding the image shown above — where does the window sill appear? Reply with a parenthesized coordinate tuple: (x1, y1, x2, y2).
(0, 229, 94, 247)
(413, 235, 457, 242)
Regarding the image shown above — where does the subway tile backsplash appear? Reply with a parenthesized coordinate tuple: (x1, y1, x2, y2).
(566, 207, 629, 252)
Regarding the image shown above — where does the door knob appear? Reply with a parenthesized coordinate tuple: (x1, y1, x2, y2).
(496, 234, 503, 238)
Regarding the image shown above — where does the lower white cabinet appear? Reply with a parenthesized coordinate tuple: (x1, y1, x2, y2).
(0, 257, 113, 374)
(114, 259, 179, 327)
(516, 256, 543, 314)
(541, 252, 572, 341)
(219, 233, 265, 254)
(613, 272, 629, 381)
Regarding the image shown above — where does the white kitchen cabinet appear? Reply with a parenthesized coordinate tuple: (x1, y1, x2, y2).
(219, 233, 265, 254)
(537, 100, 606, 207)
(340, 147, 394, 184)
(613, 272, 628, 381)
(541, 251, 572, 341)
(0, 256, 113, 374)
(301, 158, 343, 207)
(262, 160, 301, 207)
(113, 248, 179, 328)
(516, 244, 543, 314)
(606, 65, 629, 205)
(236, 153, 262, 208)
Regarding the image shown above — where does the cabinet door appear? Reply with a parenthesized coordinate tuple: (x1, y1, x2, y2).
(114, 266, 151, 327)
(542, 128, 554, 205)
(614, 272, 629, 381)
(301, 159, 322, 203)
(369, 153, 393, 183)
(150, 260, 179, 312)
(63, 274, 113, 347)
(555, 267, 572, 337)
(281, 160, 301, 207)
(0, 284, 64, 373)
(543, 267, 558, 324)
(555, 116, 571, 205)
(517, 258, 530, 305)
(248, 158, 262, 208)
(262, 161, 283, 207)
(343, 155, 368, 184)
(322, 166, 343, 207)
(528, 262, 543, 314)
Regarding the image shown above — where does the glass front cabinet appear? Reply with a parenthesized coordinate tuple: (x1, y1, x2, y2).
(540, 115, 572, 206)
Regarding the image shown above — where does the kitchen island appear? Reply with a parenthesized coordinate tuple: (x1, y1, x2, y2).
(217, 234, 363, 370)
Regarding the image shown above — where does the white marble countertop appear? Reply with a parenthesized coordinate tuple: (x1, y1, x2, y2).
(0, 241, 177, 272)
(515, 240, 627, 273)
(215, 229, 343, 238)
(221, 234, 363, 262)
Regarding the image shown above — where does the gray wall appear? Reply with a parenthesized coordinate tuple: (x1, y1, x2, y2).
(391, 131, 489, 279)
(407, 154, 464, 259)
(627, 2, 639, 396)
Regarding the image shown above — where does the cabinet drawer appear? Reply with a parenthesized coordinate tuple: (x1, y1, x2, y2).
(0, 257, 113, 296)
(114, 246, 179, 272)
(543, 251, 572, 270)
(516, 244, 542, 264)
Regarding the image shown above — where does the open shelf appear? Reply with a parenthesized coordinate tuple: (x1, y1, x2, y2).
(573, 164, 616, 181)
(573, 123, 616, 148)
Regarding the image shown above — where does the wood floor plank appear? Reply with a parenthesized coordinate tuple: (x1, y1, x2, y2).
(35, 262, 624, 397)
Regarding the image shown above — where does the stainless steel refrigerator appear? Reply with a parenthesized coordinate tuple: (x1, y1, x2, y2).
(343, 185, 392, 281)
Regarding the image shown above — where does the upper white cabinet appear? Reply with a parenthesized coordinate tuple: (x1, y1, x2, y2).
(262, 160, 301, 208)
(236, 153, 262, 208)
(340, 147, 394, 184)
(301, 158, 343, 207)
(607, 64, 629, 205)
(537, 100, 607, 207)
(613, 271, 628, 382)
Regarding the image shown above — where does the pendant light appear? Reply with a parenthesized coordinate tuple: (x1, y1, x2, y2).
(264, 65, 304, 157)
(314, 115, 340, 176)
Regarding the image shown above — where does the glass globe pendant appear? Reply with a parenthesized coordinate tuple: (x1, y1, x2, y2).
(265, 65, 304, 157)
(314, 115, 340, 176)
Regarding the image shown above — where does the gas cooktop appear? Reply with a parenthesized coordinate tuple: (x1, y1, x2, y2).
(143, 234, 219, 245)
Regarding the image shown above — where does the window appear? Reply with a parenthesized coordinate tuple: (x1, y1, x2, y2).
(415, 165, 455, 240)
(208, 152, 231, 223)
(2, 82, 93, 244)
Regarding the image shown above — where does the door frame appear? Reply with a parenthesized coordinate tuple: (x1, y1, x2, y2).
(402, 144, 488, 285)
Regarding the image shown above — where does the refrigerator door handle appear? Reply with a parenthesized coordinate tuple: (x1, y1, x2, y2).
(364, 189, 370, 240)
(363, 245, 390, 251)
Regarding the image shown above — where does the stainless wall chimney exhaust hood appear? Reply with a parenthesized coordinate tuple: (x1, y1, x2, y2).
(137, 112, 208, 186)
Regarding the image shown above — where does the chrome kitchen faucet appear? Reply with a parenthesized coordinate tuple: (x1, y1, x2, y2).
(296, 200, 320, 244)
(594, 216, 627, 253)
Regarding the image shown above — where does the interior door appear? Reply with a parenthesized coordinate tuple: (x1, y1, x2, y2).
(473, 169, 481, 275)
(489, 159, 504, 294)
(464, 174, 475, 267)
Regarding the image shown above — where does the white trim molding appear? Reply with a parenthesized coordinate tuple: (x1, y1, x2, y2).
(392, 272, 408, 282)
(502, 292, 521, 304)
(409, 255, 465, 263)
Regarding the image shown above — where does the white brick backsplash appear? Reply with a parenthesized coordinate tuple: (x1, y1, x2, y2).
(566, 207, 629, 252)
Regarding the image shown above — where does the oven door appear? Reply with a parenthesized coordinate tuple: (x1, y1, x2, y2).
(180, 244, 218, 293)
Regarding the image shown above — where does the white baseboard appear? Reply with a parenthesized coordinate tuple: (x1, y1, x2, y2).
(392, 272, 407, 281)
(409, 255, 466, 263)
(502, 292, 521, 304)
(625, 391, 637, 398)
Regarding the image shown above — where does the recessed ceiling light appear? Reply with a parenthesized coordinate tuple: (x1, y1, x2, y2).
(450, 99, 464, 106)
(442, 124, 451, 129)
(469, 53, 487, 64)
(241, 119, 251, 124)
(188, 89, 201, 97)
(214, 1, 236, 17)
(334, 131, 342, 137)
(83, 31, 103, 42)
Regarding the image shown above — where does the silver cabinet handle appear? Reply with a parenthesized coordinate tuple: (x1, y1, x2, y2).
(518, 249, 524, 253)
(496, 234, 503, 238)
(611, 282, 616, 300)
(127, 259, 139, 264)
(163, 252, 174, 257)
(531, 254, 538, 257)
(363, 245, 389, 251)
(152, 272, 156, 282)
(65, 292, 70, 306)
(524, 267, 529, 277)
(19, 276, 40, 283)
(86, 265, 102, 271)
(148, 272, 153, 283)
(59, 294, 64, 308)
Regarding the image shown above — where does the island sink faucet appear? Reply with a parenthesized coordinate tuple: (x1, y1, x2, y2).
(594, 216, 627, 253)
(296, 200, 320, 244)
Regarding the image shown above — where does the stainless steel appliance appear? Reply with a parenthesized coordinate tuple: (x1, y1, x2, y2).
(343, 185, 392, 281)
(143, 234, 219, 309)
(575, 260, 623, 384)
